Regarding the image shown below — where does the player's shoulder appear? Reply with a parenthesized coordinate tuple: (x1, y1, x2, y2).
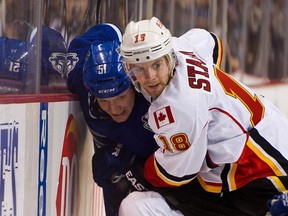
(182, 28, 211, 38)
(172, 28, 213, 55)
(173, 28, 222, 67)
(174, 28, 211, 45)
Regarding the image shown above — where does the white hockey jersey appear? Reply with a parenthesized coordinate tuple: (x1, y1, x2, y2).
(143, 28, 288, 193)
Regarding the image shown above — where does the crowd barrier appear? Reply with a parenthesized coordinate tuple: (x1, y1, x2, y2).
(0, 94, 105, 216)
(1, 83, 287, 216)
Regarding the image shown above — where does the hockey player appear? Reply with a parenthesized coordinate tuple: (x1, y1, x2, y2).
(0, 26, 66, 93)
(67, 24, 182, 216)
(0, 36, 35, 93)
(119, 17, 288, 215)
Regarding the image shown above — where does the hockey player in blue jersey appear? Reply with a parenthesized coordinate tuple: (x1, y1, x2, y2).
(0, 37, 35, 93)
(67, 24, 162, 216)
(0, 26, 67, 93)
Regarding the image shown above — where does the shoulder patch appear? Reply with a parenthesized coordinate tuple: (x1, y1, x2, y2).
(153, 106, 175, 129)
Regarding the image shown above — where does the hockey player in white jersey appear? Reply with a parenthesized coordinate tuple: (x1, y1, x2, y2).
(119, 17, 288, 216)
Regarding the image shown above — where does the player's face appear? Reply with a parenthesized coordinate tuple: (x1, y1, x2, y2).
(130, 56, 171, 98)
(96, 87, 135, 123)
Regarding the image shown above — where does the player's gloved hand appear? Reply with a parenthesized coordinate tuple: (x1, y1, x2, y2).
(110, 156, 152, 212)
(92, 143, 134, 187)
(267, 192, 288, 216)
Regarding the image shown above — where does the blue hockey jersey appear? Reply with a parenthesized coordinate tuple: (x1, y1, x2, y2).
(67, 23, 157, 183)
(68, 68, 156, 158)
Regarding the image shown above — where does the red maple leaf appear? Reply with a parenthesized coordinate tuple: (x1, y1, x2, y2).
(158, 112, 166, 122)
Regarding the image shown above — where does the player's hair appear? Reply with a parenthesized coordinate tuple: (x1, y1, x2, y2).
(83, 40, 131, 98)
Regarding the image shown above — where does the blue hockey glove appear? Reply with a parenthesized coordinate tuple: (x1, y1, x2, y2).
(92, 143, 134, 187)
(267, 192, 288, 216)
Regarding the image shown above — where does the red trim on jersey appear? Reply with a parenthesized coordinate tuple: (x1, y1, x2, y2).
(197, 176, 223, 193)
(205, 153, 219, 168)
(232, 141, 282, 190)
(144, 154, 172, 187)
(209, 107, 247, 133)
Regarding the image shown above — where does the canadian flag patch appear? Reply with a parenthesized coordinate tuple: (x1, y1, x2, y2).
(153, 106, 175, 129)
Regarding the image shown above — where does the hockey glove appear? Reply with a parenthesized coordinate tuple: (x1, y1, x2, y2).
(92, 143, 134, 187)
(267, 192, 288, 216)
(110, 156, 152, 212)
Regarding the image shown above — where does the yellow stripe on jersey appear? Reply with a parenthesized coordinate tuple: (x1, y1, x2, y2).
(215, 35, 223, 67)
(267, 176, 288, 192)
(210, 32, 223, 67)
(197, 176, 222, 193)
(247, 138, 287, 176)
(228, 163, 238, 191)
(153, 158, 193, 186)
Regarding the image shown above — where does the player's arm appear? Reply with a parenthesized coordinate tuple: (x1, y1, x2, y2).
(91, 130, 118, 149)
(143, 95, 210, 187)
(143, 141, 206, 188)
(143, 124, 208, 187)
(92, 139, 135, 187)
